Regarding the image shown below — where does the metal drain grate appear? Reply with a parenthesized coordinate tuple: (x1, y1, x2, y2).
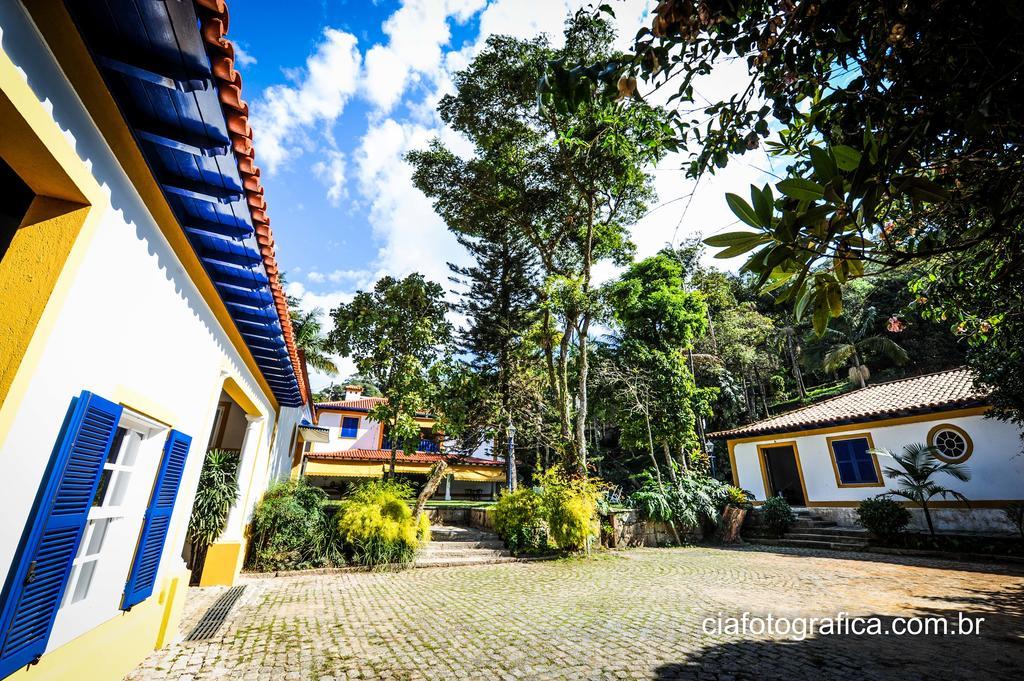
(184, 585, 246, 641)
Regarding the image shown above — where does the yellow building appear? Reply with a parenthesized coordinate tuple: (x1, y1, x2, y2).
(0, 1, 311, 678)
(301, 386, 507, 500)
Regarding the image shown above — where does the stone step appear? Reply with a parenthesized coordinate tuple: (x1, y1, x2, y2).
(790, 519, 838, 528)
(749, 538, 868, 552)
(429, 526, 497, 542)
(786, 527, 869, 538)
(785, 532, 869, 544)
(424, 539, 506, 551)
(414, 555, 520, 568)
(418, 547, 511, 559)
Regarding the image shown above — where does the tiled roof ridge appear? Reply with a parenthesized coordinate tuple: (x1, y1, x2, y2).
(709, 367, 986, 439)
(757, 366, 977, 423)
(193, 0, 305, 402)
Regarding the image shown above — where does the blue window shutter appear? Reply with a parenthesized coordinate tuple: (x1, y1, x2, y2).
(341, 417, 359, 438)
(122, 430, 192, 610)
(0, 391, 122, 678)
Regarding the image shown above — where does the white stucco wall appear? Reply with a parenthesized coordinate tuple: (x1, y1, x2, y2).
(0, 5, 301, 652)
(313, 410, 382, 451)
(730, 411, 1024, 533)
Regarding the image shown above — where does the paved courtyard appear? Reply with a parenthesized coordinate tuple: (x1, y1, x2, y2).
(129, 546, 1024, 680)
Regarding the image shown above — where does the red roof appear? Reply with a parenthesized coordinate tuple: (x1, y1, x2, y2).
(316, 397, 388, 411)
(307, 449, 505, 467)
(194, 0, 304, 401)
(709, 368, 988, 439)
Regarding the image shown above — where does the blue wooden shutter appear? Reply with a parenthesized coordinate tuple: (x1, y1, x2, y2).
(832, 438, 878, 484)
(341, 417, 359, 438)
(122, 430, 192, 610)
(0, 391, 122, 678)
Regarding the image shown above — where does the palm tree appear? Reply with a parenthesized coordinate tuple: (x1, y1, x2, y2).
(874, 442, 971, 538)
(291, 308, 339, 376)
(821, 305, 908, 388)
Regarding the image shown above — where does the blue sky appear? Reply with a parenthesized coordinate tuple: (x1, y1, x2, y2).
(226, 0, 769, 388)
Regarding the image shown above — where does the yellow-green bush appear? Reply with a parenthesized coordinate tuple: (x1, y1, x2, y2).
(494, 467, 603, 554)
(538, 467, 602, 552)
(335, 479, 426, 567)
(493, 487, 548, 553)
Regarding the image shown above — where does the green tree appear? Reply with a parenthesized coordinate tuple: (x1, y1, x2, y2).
(328, 274, 452, 478)
(412, 12, 674, 475)
(290, 308, 338, 376)
(819, 284, 909, 388)
(877, 442, 971, 539)
(606, 252, 708, 476)
(546, 1, 1024, 431)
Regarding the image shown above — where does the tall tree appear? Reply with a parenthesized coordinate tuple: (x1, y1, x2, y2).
(411, 12, 673, 475)
(328, 274, 452, 478)
(290, 308, 339, 377)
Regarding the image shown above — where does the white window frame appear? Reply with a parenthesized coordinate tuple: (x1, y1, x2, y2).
(48, 409, 167, 652)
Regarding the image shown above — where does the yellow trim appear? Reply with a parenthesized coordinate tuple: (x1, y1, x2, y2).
(199, 541, 245, 587)
(23, 0, 279, 410)
(727, 440, 740, 487)
(825, 432, 884, 488)
(756, 441, 809, 504)
(223, 376, 265, 418)
(113, 386, 180, 427)
(450, 464, 506, 483)
(722, 406, 991, 446)
(927, 423, 974, 463)
(8, 567, 189, 681)
(0, 46, 106, 446)
(304, 460, 383, 478)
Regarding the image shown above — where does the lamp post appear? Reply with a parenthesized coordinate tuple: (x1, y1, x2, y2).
(506, 423, 517, 492)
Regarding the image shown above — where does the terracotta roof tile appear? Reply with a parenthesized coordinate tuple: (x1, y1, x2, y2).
(307, 449, 505, 467)
(315, 397, 389, 411)
(709, 368, 988, 439)
(193, 0, 305, 401)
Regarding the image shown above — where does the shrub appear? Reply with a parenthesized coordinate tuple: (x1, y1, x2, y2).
(188, 449, 239, 580)
(761, 495, 795, 537)
(538, 467, 602, 552)
(630, 470, 729, 532)
(247, 480, 337, 571)
(493, 487, 549, 553)
(1002, 503, 1024, 540)
(856, 497, 912, 540)
(335, 479, 425, 567)
(722, 485, 753, 511)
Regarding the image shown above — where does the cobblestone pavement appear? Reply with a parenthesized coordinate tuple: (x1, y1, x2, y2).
(128, 546, 1024, 681)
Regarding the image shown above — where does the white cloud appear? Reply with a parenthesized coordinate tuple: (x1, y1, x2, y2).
(284, 280, 357, 390)
(307, 269, 374, 287)
(312, 150, 348, 206)
(360, 0, 486, 113)
(250, 28, 361, 172)
(231, 40, 258, 67)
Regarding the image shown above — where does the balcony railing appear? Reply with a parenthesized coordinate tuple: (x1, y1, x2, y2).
(381, 438, 440, 453)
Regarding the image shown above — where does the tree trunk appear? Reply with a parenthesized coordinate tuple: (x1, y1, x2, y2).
(785, 329, 807, 399)
(662, 442, 678, 482)
(413, 461, 449, 520)
(388, 414, 399, 480)
(573, 312, 591, 476)
(557, 318, 573, 454)
(644, 415, 662, 486)
(921, 501, 936, 539)
(851, 351, 867, 389)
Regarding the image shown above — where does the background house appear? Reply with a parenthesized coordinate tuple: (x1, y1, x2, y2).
(297, 385, 507, 500)
(711, 368, 1024, 534)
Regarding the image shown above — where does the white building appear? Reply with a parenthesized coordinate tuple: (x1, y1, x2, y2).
(0, 2, 310, 679)
(711, 369, 1024, 534)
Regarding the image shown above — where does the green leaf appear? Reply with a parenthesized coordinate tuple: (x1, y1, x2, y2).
(751, 184, 773, 225)
(898, 176, 951, 203)
(826, 283, 843, 316)
(725, 193, 762, 228)
(809, 146, 835, 181)
(832, 145, 862, 171)
(812, 292, 831, 336)
(795, 285, 814, 321)
(777, 178, 825, 201)
(703, 231, 765, 248)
